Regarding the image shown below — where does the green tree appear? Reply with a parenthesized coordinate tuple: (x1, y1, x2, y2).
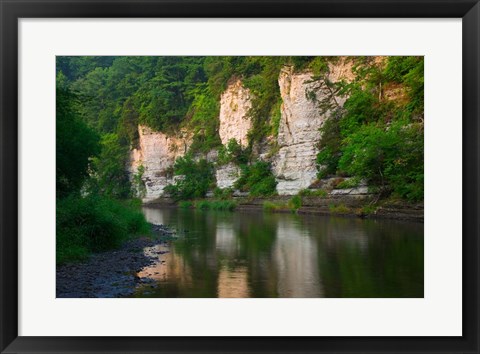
(56, 86, 99, 197)
(338, 121, 423, 201)
(217, 138, 249, 165)
(316, 56, 424, 202)
(185, 84, 222, 153)
(164, 155, 214, 200)
(234, 161, 277, 197)
(90, 133, 131, 198)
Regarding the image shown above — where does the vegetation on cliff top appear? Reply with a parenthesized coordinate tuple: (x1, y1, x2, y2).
(57, 56, 328, 153)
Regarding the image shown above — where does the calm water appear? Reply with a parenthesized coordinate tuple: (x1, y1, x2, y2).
(134, 207, 424, 298)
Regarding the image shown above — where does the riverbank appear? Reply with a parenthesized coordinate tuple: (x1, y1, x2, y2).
(56, 224, 174, 298)
(145, 195, 424, 223)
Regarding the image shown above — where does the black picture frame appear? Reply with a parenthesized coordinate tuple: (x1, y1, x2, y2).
(1, 1, 478, 353)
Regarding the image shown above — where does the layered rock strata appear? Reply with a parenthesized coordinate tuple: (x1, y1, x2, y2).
(129, 125, 190, 202)
(272, 60, 352, 195)
(215, 163, 241, 190)
(218, 79, 252, 147)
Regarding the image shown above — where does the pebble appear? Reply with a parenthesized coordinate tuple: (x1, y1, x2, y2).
(56, 223, 173, 298)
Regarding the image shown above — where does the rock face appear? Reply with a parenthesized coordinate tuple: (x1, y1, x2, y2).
(129, 125, 191, 202)
(272, 60, 352, 195)
(219, 79, 252, 147)
(330, 186, 370, 196)
(215, 163, 241, 189)
(128, 59, 360, 200)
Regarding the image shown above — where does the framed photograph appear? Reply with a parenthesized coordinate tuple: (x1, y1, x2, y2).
(1, 0, 479, 353)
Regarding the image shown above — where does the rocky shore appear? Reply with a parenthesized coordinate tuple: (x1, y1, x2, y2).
(56, 224, 174, 298)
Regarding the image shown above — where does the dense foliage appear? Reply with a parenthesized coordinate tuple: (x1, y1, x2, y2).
(89, 133, 131, 198)
(316, 56, 424, 201)
(56, 73, 149, 265)
(56, 88, 100, 198)
(234, 161, 277, 197)
(57, 196, 149, 264)
(217, 138, 249, 165)
(57, 56, 328, 152)
(164, 155, 215, 201)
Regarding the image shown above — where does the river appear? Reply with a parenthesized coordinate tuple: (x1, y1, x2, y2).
(134, 207, 424, 298)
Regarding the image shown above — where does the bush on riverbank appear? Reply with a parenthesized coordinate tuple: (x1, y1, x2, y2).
(179, 201, 194, 209)
(213, 187, 234, 200)
(263, 201, 287, 212)
(263, 198, 301, 213)
(164, 155, 214, 201)
(329, 203, 351, 214)
(234, 161, 277, 197)
(56, 195, 150, 265)
(56, 85, 151, 266)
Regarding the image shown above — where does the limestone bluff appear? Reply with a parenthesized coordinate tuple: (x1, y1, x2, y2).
(128, 57, 360, 203)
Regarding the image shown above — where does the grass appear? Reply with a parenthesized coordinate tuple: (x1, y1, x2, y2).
(56, 195, 151, 265)
(328, 203, 351, 214)
(360, 204, 378, 215)
(179, 200, 194, 209)
(263, 201, 281, 212)
(213, 187, 234, 200)
(262, 201, 292, 213)
(288, 195, 302, 211)
(179, 194, 373, 219)
(263, 196, 303, 213)
(195, 199, 237, 211)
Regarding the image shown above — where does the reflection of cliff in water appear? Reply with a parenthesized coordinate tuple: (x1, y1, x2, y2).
(272, 218, 322, 297)
(135, 208, 423, 298)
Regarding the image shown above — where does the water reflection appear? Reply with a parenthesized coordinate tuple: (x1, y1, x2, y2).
(273, 218, 322, 297)
(134, 208, 424, 298)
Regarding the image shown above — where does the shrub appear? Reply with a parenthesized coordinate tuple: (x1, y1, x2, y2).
(186, 84, 222, 154)
(217, 138, 249, 166)
(89, 133, 132, 198)
(262, 201, 288, 212)
(195, 200, 210, 210)
(213, 187, 234, 200)
(329, 203, 350, 214)
(270, 99, 282, 137)
(288, 195, 302, 211)
(234, 161, 277, 197)
(164, 155, 214, 201)
(56, 87, 100, 198)
(360, 204, 378, 215)
(263, 201, 279, 212)
(56, 195, 150, 265)
(338, 121, 423, 202)
(179, 201, 194, 209)
(194, 199, 237, 211)
(316, 117, 342, 178)
(132, 164, 146, 198)
(384, 56, 424, 114)
(212, 200, 237, 211)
